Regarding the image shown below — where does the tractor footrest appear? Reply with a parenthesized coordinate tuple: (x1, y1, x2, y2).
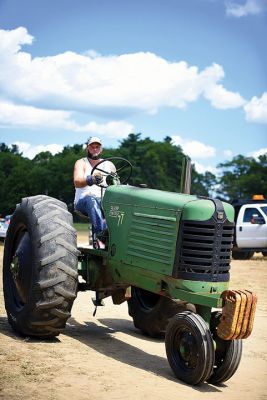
(217, 289, 257, 340)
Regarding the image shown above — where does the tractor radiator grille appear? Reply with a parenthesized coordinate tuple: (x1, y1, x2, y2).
(174, 219, 234, 282)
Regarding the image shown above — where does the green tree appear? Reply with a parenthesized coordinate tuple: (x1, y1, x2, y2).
(3, 138, 265, 216)
(111, 133, 186, 191)
(191, 170, 217, 197)
(0, 151, 32, 214)
(0, 142, 21, 155)
(217, 154, 267, 200)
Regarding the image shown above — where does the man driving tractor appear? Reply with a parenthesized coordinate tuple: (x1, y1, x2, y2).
(73, 137, 116, 248)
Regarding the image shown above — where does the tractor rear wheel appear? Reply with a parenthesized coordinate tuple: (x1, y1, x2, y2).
(3, 195, 79, 338)
(165, 311, 215, 385)
(207, 311, 242, 384)
(128, 287, 195, 337)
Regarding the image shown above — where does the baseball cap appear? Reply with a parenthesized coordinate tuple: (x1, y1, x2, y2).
(87, 136, 102, 146)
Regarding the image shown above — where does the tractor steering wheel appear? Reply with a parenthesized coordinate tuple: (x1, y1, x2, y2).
(91, 157, 133, 188)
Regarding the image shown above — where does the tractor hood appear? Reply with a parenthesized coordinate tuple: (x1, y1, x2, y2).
(103, 185, 234, 222)
(103, 185, 234, 281)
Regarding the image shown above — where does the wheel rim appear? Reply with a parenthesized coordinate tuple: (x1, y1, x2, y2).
(9, 230, 33, 311)
(174, 328, 198, 370)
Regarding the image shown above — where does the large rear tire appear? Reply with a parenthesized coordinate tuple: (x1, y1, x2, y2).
(3, 195, 79, 338)
(128, 287, 195, 337)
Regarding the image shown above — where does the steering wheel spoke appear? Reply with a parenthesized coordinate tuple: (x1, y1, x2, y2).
(116, 163, 130, 173)
(91, 157, 132, 188)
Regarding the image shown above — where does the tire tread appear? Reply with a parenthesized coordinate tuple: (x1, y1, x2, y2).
(3, 195, 78, 339)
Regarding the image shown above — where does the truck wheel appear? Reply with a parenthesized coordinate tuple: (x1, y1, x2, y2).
(207, 312, 242, 384)
(165, 311, 214, 385)
(3, 195, 79, 338)
(128, 287, 195, 337)
(262, 251, 267, 257)
(232, 250, 254, 260)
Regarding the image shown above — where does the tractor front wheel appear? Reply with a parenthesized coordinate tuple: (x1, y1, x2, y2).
(3, 195, 79, 338)
(128, 287, 195, 337)
(165, 311, 214, 385)
(207, 311, 242, 384)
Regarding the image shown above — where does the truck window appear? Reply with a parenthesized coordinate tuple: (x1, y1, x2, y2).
(261, 206, 267, 217)
(243, 207, 263, 222)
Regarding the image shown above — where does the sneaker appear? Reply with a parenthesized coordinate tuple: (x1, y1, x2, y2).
(97, 239, 106, 249)
(96, 229, 108, 243)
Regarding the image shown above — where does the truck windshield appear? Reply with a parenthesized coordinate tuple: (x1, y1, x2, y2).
(261, 206, 267, 216)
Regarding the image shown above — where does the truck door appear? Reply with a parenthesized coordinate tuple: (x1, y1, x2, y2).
(236, 205, 267, 248)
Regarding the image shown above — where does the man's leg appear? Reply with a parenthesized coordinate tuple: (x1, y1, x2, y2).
(75, 196, 107, 238)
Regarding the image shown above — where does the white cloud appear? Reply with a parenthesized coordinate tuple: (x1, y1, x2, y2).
(248, 147, 267, 158)
(74, 120, 134, 138)
(0, 26, 33, 55)
(193, 161, 218, 174)
(204, 84, 245, 109)
(198, 63, 245, 108)
(223, 149, 233, 158)
(0, 100, 73, 128)
(171, 135, 216, 159)
(0, 100, 134, 138)
(244, 92, 267, 123)
(13, 141, 64, 159)
(225, 0, 267, 17)
(171, 135, 218, 175)
(0, 27, 246, 119)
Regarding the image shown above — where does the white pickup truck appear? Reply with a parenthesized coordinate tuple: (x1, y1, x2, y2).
(232, 195, 267, 259)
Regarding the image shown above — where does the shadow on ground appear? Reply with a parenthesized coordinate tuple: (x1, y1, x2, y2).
(0, 313, 224, 393)
(64, 316, 223, 393)
(0, 315, 60, 343)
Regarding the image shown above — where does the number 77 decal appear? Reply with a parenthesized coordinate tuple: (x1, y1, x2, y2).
(118, 212, 125, 226)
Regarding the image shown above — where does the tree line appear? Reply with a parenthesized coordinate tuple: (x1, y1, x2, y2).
(0, 134, 266, 216)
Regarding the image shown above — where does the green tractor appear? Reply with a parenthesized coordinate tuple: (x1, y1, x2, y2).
(3, 157, 256, 386)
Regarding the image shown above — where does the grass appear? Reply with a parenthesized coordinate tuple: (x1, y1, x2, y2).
(73, 222, 90, 232)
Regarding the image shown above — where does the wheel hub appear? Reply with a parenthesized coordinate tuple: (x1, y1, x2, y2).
(178, 330, 198, 368)
(10, 255, 19, 279)
(10, 232, 33, 304)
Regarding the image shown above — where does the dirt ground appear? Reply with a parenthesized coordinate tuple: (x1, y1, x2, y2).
(0, 233, 267, 400)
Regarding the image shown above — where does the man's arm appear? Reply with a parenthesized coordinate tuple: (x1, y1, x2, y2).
(73, 159, 87, 188)
(74, 159, 103, 188)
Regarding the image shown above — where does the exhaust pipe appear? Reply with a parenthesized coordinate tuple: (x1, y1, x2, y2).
(180, 156, 192, 194)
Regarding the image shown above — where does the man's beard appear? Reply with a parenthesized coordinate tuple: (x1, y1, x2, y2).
(87, 150, 100, 160)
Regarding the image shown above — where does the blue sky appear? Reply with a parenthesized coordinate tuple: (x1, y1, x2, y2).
(0, 0, 266, 173)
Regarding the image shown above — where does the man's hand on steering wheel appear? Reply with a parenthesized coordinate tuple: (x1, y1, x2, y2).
(92, 172, 103, 185)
